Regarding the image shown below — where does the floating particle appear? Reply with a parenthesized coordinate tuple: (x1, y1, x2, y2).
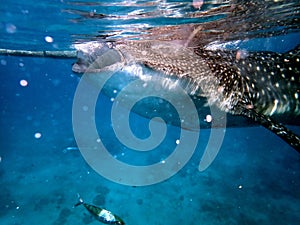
(205, 114, 212, 122)
(34, 132, 42, 139)
(44, 36, 54, 43)
(1, 59, 7, 66)
(82, 106, 88, 111)
(175, 139, 180, 145)
(63, 147, 79, 153)
(6, 23, 17, 33)
(20, 79, 28, 87)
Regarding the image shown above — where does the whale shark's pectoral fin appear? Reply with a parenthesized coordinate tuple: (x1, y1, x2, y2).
(238, 106, 300, 153)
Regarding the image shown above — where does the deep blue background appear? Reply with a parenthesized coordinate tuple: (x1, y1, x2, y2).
(0, 1, 299, 225)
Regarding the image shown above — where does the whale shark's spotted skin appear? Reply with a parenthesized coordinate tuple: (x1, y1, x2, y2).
(114, 41, 299, 113)
(193, 45, 300, 152)
(194, 46, 300, 116)
(113, 40, 300, 152)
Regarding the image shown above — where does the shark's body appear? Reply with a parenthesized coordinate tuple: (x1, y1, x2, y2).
(72, 40, 300, 152)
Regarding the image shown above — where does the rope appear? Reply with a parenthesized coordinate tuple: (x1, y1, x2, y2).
(0, 49, 77, 58)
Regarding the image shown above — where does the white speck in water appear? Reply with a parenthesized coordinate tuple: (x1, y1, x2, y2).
(45, 36, 54, 43)
(63, 147, 79, 153)
(34, 132, 42, 139)
(1, 59, 7, 66)
(6, 23, 17, 33)
(20, 79, 28, 87)
(110, 98, 115, 102)
(238, 185, 243, 189)
(175, 139, 180, 145)
(205, 114, 212, 123)
(21, 9, 29, 14)
(82, 106, 88, 111)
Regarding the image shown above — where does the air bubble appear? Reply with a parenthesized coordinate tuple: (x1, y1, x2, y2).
(205, 114, 212, 123)
(34, 132, 42, 139)
(45, 36, 54, 43)
(20, 79, 28, 87)
(6, 23, 17, 33)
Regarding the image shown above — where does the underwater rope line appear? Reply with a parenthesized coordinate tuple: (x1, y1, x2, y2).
(0, 48, 77, 58)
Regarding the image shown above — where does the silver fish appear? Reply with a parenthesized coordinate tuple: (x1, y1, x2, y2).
(74, 195, 125, 225)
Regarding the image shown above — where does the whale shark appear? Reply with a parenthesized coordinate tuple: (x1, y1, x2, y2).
(69, 0, 300, 152)
(71, 38, 300, 153)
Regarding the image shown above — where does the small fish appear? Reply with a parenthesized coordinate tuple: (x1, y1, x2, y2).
(62, 146, 79, 153)
(74, 195, 125, 225)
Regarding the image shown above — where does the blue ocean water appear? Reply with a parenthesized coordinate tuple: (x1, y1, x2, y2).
(1, 1, 300, 225)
